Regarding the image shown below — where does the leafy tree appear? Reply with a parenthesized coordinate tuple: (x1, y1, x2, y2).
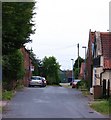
(2, 2, 36, 90)
(29, 49, 42, 76)
(74, 68, 79, 79)
(2, 2, 35, 55)
(2, 50, 25, 90)
(74, 56, 84, 69)
(42, 56, 60, 85)
(73, 56, 84, 79)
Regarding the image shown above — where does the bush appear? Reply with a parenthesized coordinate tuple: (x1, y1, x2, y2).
(76, 80, 88, 90)
(2, 90, 14, 100)
(2, 50, 25, 90)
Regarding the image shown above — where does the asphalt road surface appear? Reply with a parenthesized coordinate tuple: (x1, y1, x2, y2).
(2, 86, 108, 119)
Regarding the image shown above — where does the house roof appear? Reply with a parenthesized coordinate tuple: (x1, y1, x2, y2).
(100, 32, 111, 69)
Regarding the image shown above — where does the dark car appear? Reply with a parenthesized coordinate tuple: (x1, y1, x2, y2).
(28, 76, 46, 87)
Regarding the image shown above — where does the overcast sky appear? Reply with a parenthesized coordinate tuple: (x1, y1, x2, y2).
(26, 0, 110, 70)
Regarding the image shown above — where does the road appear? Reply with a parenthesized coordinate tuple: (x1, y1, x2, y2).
(2, 86, 108, 119)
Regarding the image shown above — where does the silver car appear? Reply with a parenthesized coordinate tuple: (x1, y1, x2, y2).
(28, 76, 45, 87)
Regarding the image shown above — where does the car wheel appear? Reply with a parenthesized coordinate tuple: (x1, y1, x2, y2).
(28, 84, 31, 87)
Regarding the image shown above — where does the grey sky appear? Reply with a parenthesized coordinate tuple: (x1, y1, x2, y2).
(26, 0, 110, 70)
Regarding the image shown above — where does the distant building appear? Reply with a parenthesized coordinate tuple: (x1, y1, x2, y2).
(58, 69, 67, 83)
(65, 70, 72, 82)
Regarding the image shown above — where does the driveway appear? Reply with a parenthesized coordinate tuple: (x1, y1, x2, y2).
(2, 86, 109, 119)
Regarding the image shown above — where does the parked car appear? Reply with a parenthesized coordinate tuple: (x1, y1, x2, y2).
(70, 79, 74, 86)
(28, 76, 46, 87)
(41, 77, 47, 87)
(72, 79, 81, 88)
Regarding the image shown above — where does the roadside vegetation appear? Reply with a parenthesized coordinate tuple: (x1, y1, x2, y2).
(2, 2, 35, 91)
(2, 90, 14, 100)
(73, 57, 84, 79)
(90, 99, 111, 115)
(41, 56, 60, 85)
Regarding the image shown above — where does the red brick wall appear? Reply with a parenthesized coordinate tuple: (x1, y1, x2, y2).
(20, 47, 32, 86)
(86, 31, 95, 87)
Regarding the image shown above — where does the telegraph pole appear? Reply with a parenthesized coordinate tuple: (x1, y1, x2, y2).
(77, 43, 79, 77)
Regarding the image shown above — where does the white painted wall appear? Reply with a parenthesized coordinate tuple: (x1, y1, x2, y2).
(92, 67, 103, 86)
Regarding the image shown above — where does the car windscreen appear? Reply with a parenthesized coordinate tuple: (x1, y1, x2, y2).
(31, 76, 41, 80)
(41, 77, 45, 80)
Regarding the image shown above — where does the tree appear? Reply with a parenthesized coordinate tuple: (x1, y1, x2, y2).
(2, 50, 25, 90)
(29, 49, 42, 76)
(73, 56, 84, 79)
(2, 2, 35, 55)
(2, 2, 36, 90)
(42, 56, 60, 85)
(74, 56, 84, 69)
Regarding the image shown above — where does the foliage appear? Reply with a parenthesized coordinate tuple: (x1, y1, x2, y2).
(2, 2, 36, 90)
(74, 56, 84, 69)
(73, 56, 84, 79)
(2, 2, 35, 55)
(2, 90, 14, 100)
(2, 50, 25, 90)
(74, 68, 80, 79)
(29, 49, 42, 76)
(42, 56, 60, 85)
(76, 80, 88, 90)
(90, 99, 110, 115)
(3, 50, 25, 80)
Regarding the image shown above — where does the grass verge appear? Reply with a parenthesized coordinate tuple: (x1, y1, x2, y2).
(81, 89, 90, 96)
(0, 106, 2, 112)
(2, 90, 15, 100)
(90, 99, 110, 115)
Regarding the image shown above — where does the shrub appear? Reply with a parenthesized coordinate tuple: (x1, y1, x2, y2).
(2, 90, 14, 100)
(2, 50, 25, 90)
(77, 80, 88, 90)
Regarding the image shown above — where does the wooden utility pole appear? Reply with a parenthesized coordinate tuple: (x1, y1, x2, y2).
(77, 43, 79, 78)
(77, 43, 79, 69)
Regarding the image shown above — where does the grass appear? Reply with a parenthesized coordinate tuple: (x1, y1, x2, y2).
(16, 84, 24, 91)
(90, 99, 110, 115)
(0, 84, 2, 100)
(81, 89, 90, 96)
(0, 106, 2, 113)
(2, 90, 14, 100)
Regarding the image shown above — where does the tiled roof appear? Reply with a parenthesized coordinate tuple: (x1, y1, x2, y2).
(101, 32, 111, 69)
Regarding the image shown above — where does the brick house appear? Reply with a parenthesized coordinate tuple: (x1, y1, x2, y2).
(20, 46, 33, 87)
(65, 70, 72, 83)
(92, 32, 111, 93)
(86, 29, 95, 90)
